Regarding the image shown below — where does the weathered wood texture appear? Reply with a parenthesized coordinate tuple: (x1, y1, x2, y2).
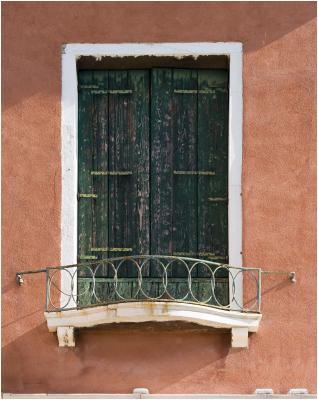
(78, 70, 150, 278)
(77, 68, 229, 305)
(150, 69, 174, 262)
(78, 71, 109, 276)
(198, 70, 229, 270)
(108, 71, 150, 277)
(78, 277, 229, 306)
(172, 70, 198, 277)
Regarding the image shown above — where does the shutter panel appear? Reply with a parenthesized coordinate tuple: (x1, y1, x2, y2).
(78, 67, 229, 306)
(91, 71, 109, 276)
(198, 70, 229, 266)
(170, 69, 199, 299)
(130, 71, 151, 262)
(78, 71, 93, 264)
(150, 69, 174, 269)
(78, 71, 109, 268)
(78, 69, 110, 303)
(108, 70, 150, 279)
(108, 70, 133, 280)
(172, 69, 198, 275)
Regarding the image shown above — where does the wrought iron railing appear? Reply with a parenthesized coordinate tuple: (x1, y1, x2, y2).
(17, 255, 265, 313)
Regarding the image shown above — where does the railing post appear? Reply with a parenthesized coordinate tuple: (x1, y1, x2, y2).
(258, 268, 262, 313)
(45, 270, 50, 312)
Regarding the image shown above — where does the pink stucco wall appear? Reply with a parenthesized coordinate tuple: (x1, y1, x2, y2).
(2, 2, 316, 394)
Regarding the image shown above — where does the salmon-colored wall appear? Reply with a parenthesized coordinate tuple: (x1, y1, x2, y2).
(2, 1, 316, 395)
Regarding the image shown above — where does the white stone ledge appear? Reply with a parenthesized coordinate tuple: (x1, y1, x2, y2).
(64, 42, 243, 57)
(44, 302, 261, 348)
(3, 393, 316, 399)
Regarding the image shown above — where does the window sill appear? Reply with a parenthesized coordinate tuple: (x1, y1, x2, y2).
(44, 301, 262, 348)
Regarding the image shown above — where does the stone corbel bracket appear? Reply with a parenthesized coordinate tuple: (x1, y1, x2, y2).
(44, 302, 262, 348)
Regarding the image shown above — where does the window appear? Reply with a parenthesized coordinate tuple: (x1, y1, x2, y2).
(47, 43, 260, 348)
(60, 43, 243, 312)
(77, 67, 229, 306)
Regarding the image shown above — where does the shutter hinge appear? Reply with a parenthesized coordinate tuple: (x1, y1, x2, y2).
(91, 247, 133, 252)
(90, 90, 132, 95)
(77, 193, 98, 200)
(173, 171, 215, 176)
(173, 252, 228, 260)
(78, 255, 98, 260)
(91, 171, 133, 176)
(78, 85, 133, 95)
(208, 197, 228, 202)
(108, 90, 132, 94)
(174, 88, 227, 94)
(78, 85, 99, 90)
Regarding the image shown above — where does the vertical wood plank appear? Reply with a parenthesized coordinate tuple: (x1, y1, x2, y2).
(150, 69, 174, 277)
(172, 69, 198, 277)
(91, 71, 109, 276)
(108, 71, 131, 277)
(78, 71, 94, 275)
(108, 70, 150, 277)
(198, 70, 229, 270)
(130, 70, 150, 263)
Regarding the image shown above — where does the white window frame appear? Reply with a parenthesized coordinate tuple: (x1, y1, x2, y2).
(60, 42, 243, 310)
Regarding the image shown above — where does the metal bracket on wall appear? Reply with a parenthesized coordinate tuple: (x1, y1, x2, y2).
(16, 274, 24, 286)
(261, 270, 296, 283)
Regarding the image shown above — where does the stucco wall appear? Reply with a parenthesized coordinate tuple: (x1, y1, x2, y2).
(2, 1, 316, 395)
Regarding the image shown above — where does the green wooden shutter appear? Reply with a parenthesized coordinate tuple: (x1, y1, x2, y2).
(77, 70, 150, 302)
(78, 71, 109, 270)
(107, 70, 150, 277)
(198, 70, 229, 264)
(78, 68, 229, 306)
(150, 69, 173, 259)
(172, 69, 198, 262)
(151, 68, 229, 267)
(150, 68, 229, 300)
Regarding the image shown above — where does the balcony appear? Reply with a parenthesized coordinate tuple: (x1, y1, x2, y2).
(17, 255, 264, 348)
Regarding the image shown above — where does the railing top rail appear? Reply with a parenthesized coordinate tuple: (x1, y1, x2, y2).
(16, 254, 262, 276)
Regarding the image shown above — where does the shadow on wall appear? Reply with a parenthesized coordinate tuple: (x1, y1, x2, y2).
(2, 321, 232, 394)
(2, 274, 312, 394)
(1, 2, 316, 110)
